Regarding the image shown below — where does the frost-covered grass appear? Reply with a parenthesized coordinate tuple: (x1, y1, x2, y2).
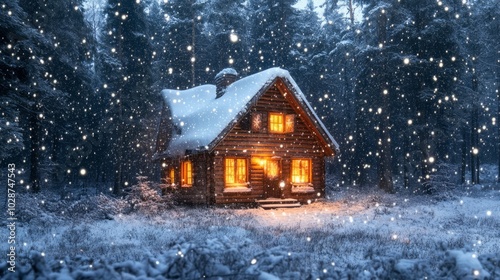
(1, 179, 500, 279)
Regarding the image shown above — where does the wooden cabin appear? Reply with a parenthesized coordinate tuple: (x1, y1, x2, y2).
(154, 68, 339, 205)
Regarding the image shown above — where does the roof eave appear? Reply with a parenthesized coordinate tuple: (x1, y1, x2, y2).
(205, 76, 279, 153)
(276, 77, 340, 156)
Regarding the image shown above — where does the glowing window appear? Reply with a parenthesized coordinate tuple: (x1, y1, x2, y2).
(265, 160, 280, 179)
(291, 159, 311, 183)
(269, 112, 294, 133)
(252, 157, 280, 179)
(181, 161, 192, 186)
(225, 158, 247, 186)
(169, 168, 175, 185)
(269, 113, 284, 133)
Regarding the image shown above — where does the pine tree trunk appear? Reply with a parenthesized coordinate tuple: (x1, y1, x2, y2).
(113, 163, 122, 195)
(191, 17, 196, 87)
(347, 0, 355, 27)
(419, 130, 431, 192)
(113, 103, 124, 195)
(352, 120, 365, 186)
(377, 11, 393, 193)
(497, 64, 500, 183)
(378, 133, 393, 192)
(403, 134, 409, 189)
(29, 105, 41, 193)
(342, 61, 354, 185)
(51, 131, 60, 184)
(461, 128, 467, 184)
(497, 69, 500, 183)
(470, 74, 480, 184)
(470, 107, 480, 184)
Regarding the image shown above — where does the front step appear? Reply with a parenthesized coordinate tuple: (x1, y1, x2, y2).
(255, 198, 301, 209)
(260, 203, 301, 209)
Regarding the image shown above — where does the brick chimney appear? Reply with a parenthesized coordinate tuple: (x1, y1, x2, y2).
(214, 68, 238, 98)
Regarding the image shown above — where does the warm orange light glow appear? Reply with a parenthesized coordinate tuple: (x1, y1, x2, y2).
(279, 181, 286, 188)
(266, 160, 280, 179)
(291, 159, 311, 183)
(269, 113, 284, 133)
(252, 157, 280, 179)
(169, 168, 175, 184)
(181, 161, 192, 186)
(285, 114, 295, 133)
(269, 112, 294, 133)
(225, 158, 247, 186)
(251, 157, 266, 167)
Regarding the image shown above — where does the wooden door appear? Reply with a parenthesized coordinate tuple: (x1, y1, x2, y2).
(263, 159, 281, 198)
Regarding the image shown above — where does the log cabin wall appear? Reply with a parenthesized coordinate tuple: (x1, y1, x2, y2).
(212, 82, 328, 204)
(161, 154, 209, 205)
(212, 154, 262, 203)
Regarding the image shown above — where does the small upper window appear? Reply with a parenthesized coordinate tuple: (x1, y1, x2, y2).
(181, 161, 192, 187)
(269, 113, 284, 133)
(269, 112, 294, 133)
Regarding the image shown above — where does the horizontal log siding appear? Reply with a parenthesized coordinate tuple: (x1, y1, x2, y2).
(213, 85, 327, 204)
(161, 154, 209, 204)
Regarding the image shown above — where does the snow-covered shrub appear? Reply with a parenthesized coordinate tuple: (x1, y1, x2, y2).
(55, 224, 105, 259)
(124, 176, 174, 215)
(245, 246, 308, 278)
(160, 240, 239, 278)
(422, 163, 459, 199)
(374, 206, 392, 216)
(478, 253, 500, 279)
(96, 194, 130, 217)
(15, 188, 130, 223)
(15, 192, 59, 227)
(393, 258, 433, 278)
(63, 194, 129, 220)
(439, 250, 491, 279)
(466, 164, 500, 185)
(324, 170, 341, 195)
(3, 239, 499, 280)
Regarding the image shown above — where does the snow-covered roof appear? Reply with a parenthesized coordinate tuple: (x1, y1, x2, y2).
(161, 67, 339, 157)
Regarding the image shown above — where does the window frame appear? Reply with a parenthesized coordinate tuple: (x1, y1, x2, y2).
(291, 158, 312, 184)
(168, 167, 175, 185)
(268, 112, 294, 133)
(224, 157, 248, 188)
(269, 112, 285, 133)
(181, 160, 193, 187)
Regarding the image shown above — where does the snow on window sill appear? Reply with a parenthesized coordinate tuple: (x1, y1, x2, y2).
(291, 184, 315, 193)
(223, 187, 252, 193)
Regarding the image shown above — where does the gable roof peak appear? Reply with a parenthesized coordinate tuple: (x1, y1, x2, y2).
(159, 67, 339, 157)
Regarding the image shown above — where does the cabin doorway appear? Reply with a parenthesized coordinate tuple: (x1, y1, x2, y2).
(263, 158, 282, 198)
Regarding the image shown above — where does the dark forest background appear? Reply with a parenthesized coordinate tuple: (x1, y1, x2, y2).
(1, 0, 498, 194)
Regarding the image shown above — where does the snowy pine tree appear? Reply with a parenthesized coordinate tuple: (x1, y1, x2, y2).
(99, 0, 157, 194)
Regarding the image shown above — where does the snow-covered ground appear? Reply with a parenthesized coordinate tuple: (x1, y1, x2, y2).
(1, 178, 499, 279)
